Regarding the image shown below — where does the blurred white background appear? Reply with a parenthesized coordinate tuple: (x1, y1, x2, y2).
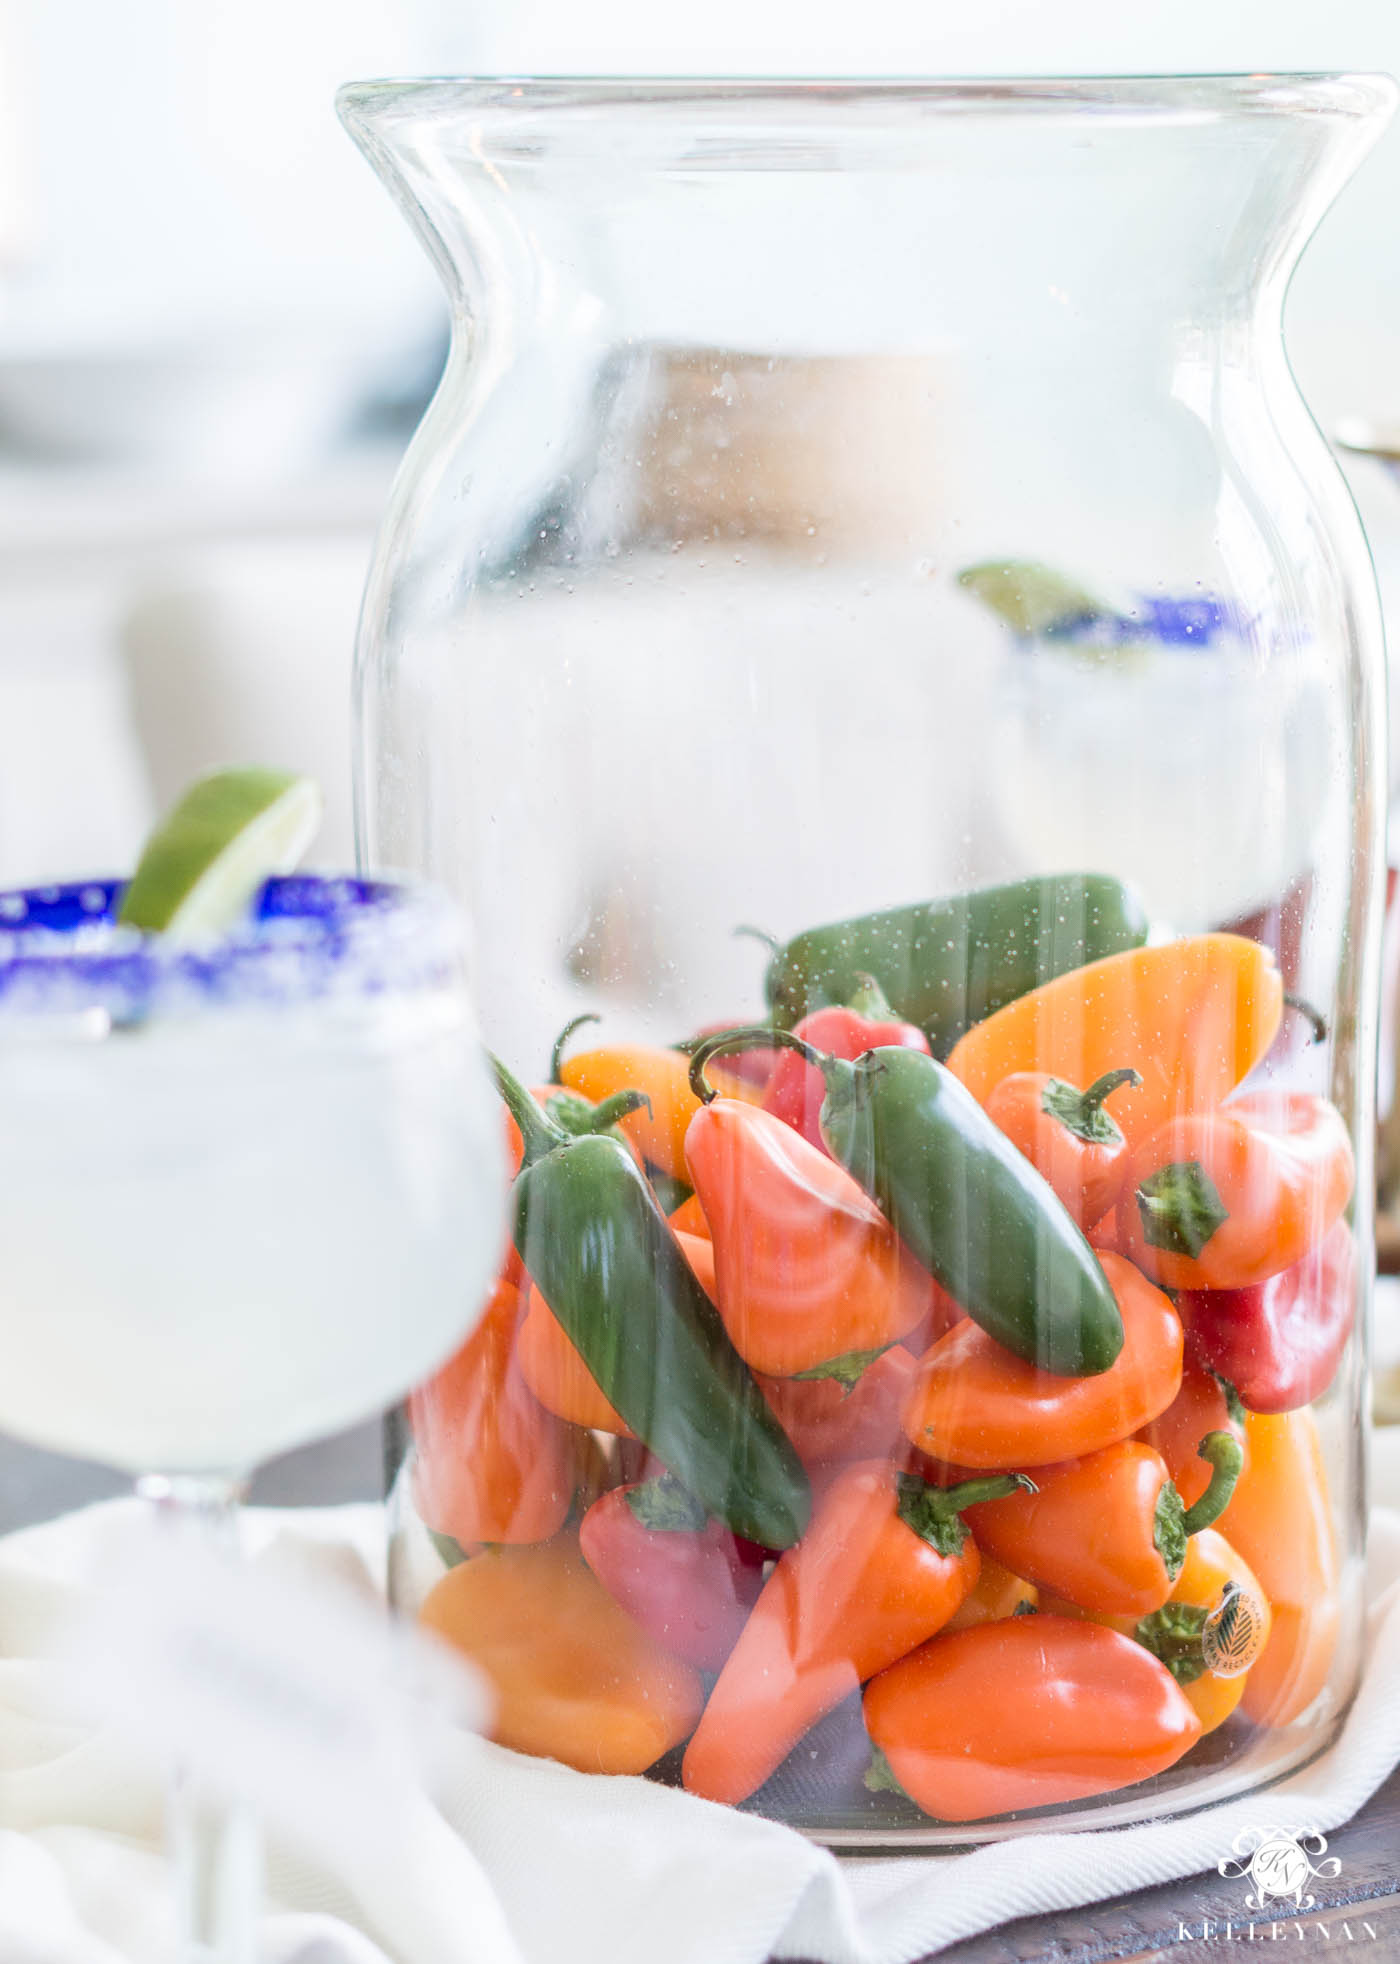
(2, 0, 1400, 892)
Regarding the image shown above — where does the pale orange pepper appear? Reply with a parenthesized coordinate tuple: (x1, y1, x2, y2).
(421, 1539, 703, 1774)
(1215, 1407, 1339, 1726)
(558, 1042, 702, 1180)
(947, 934, 1283, 1149)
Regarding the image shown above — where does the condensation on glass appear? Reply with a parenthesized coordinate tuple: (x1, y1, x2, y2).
(341, 76, 1394, 1845)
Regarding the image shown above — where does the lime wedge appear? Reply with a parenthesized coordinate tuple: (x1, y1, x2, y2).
(118, 768, 323, 942)
(956, 560, 1108, 636)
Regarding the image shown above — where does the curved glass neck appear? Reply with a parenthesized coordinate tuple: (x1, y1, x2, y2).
(340, 75, 1396, 332)
(339, 73, 1395, 607)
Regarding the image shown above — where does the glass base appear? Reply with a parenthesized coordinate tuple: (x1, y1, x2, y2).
(637, 1694, 1349, 1852)
(390, 1473, 1360, 1852)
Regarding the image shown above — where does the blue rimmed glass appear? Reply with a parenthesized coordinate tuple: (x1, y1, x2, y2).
(0, 874, 507, 1960)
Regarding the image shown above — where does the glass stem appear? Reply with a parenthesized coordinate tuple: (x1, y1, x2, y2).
(136, 1471, 261, 1964)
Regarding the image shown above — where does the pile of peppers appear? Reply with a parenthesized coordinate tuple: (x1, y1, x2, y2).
(410, 870, 1357, 1825)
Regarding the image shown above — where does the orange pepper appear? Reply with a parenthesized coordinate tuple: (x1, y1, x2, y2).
(903, 1252, 1183, 1469)
(947, 935, 1283, 1149)
(668, 1191, 711, 1239)
(963, 1442, 1184, 1618)
(682, 1460, 1025, 1805)
(863, 1615, 1201, 1821)
(1114, 1091, 1353, 1292)
(985, 1066, 1139, 1228)
(420, 1539, 703, 1774)
(756, 1345, 919, 1467)
(684, 1097, 930, 1376)
(408, 1277, 585, 1545)
(557, 1042, 701, 1180)
(1215, 1408, 1340, 1726)
(943, 1555, 1037, 1631)
(515, 1229, 716, 1437)
(1138, 1356, 1247, 1510)
(516, 1287, 632, 1436)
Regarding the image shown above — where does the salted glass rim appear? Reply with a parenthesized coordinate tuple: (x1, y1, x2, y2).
(0, 874, 464, 1020)
(336, 71, 1398, 126)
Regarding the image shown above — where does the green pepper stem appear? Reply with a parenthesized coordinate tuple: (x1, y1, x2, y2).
(733, 923, 782, 955)
(585, 1089, 654, 1131)
(863, 1745, 906, 1797)
(1135, 1159, 1229, 1260)
(847, 972, 897, 1020)
(489, 1052, 570, 1168)
(1134, 1600, 1210, 1684)
(1284, 993, 1329, 1045)
(624, 1473, 708, 1534)
(1181, 1430, 1245, 1537)
(793, 1341, 895, 1391)
(932, 1471, 1038, 1513)
(1042, 1066, 1142, 1145)
(895, 1471, 1036, 1557)
(673, 1023, 763, 1056)
(549, 1012, 601, 1084)
(1080, 1067, 1143, 1111)
(686, 1024, 826, 1104)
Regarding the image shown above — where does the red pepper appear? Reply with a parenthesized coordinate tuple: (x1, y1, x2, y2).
(578, 1475, 765, 1672)
(762, 975, 930, 1152)
(1137, 1356, 1247, 1509)
(1177, 1219, 1356, 1415)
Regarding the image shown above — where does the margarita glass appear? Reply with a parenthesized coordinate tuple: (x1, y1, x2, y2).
(0, 873, 506, 1958)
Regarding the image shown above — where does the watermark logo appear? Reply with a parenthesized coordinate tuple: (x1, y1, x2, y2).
(1218, 1829, 1343, 1911)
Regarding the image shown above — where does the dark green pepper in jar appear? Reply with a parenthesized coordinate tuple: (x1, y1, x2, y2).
(762, 872, 1149, 1054)
(493, 1056, 810, 1549)
(689, 1032, 1124, 1378)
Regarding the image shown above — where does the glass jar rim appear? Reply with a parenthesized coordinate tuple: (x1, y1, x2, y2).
(337, 71, 1397, 126)
(0, 874, 464, 1021)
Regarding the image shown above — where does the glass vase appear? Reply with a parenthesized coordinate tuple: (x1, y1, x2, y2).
(341, 75, 1394, 1846)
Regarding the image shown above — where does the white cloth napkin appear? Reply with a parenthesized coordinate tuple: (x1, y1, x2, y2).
(3, 1432, 1399, 1964)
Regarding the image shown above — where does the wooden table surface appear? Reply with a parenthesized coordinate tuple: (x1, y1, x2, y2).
(785, 1767, 1400, 1964)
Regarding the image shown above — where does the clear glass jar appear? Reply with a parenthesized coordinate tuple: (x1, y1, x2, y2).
(341, 75, 1394, 1844)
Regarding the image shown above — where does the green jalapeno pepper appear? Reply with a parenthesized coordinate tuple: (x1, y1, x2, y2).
(762, 872, 1149, 1053)
(690, 1032, 1124, 1377)
(494, 1056, 810, 1548)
